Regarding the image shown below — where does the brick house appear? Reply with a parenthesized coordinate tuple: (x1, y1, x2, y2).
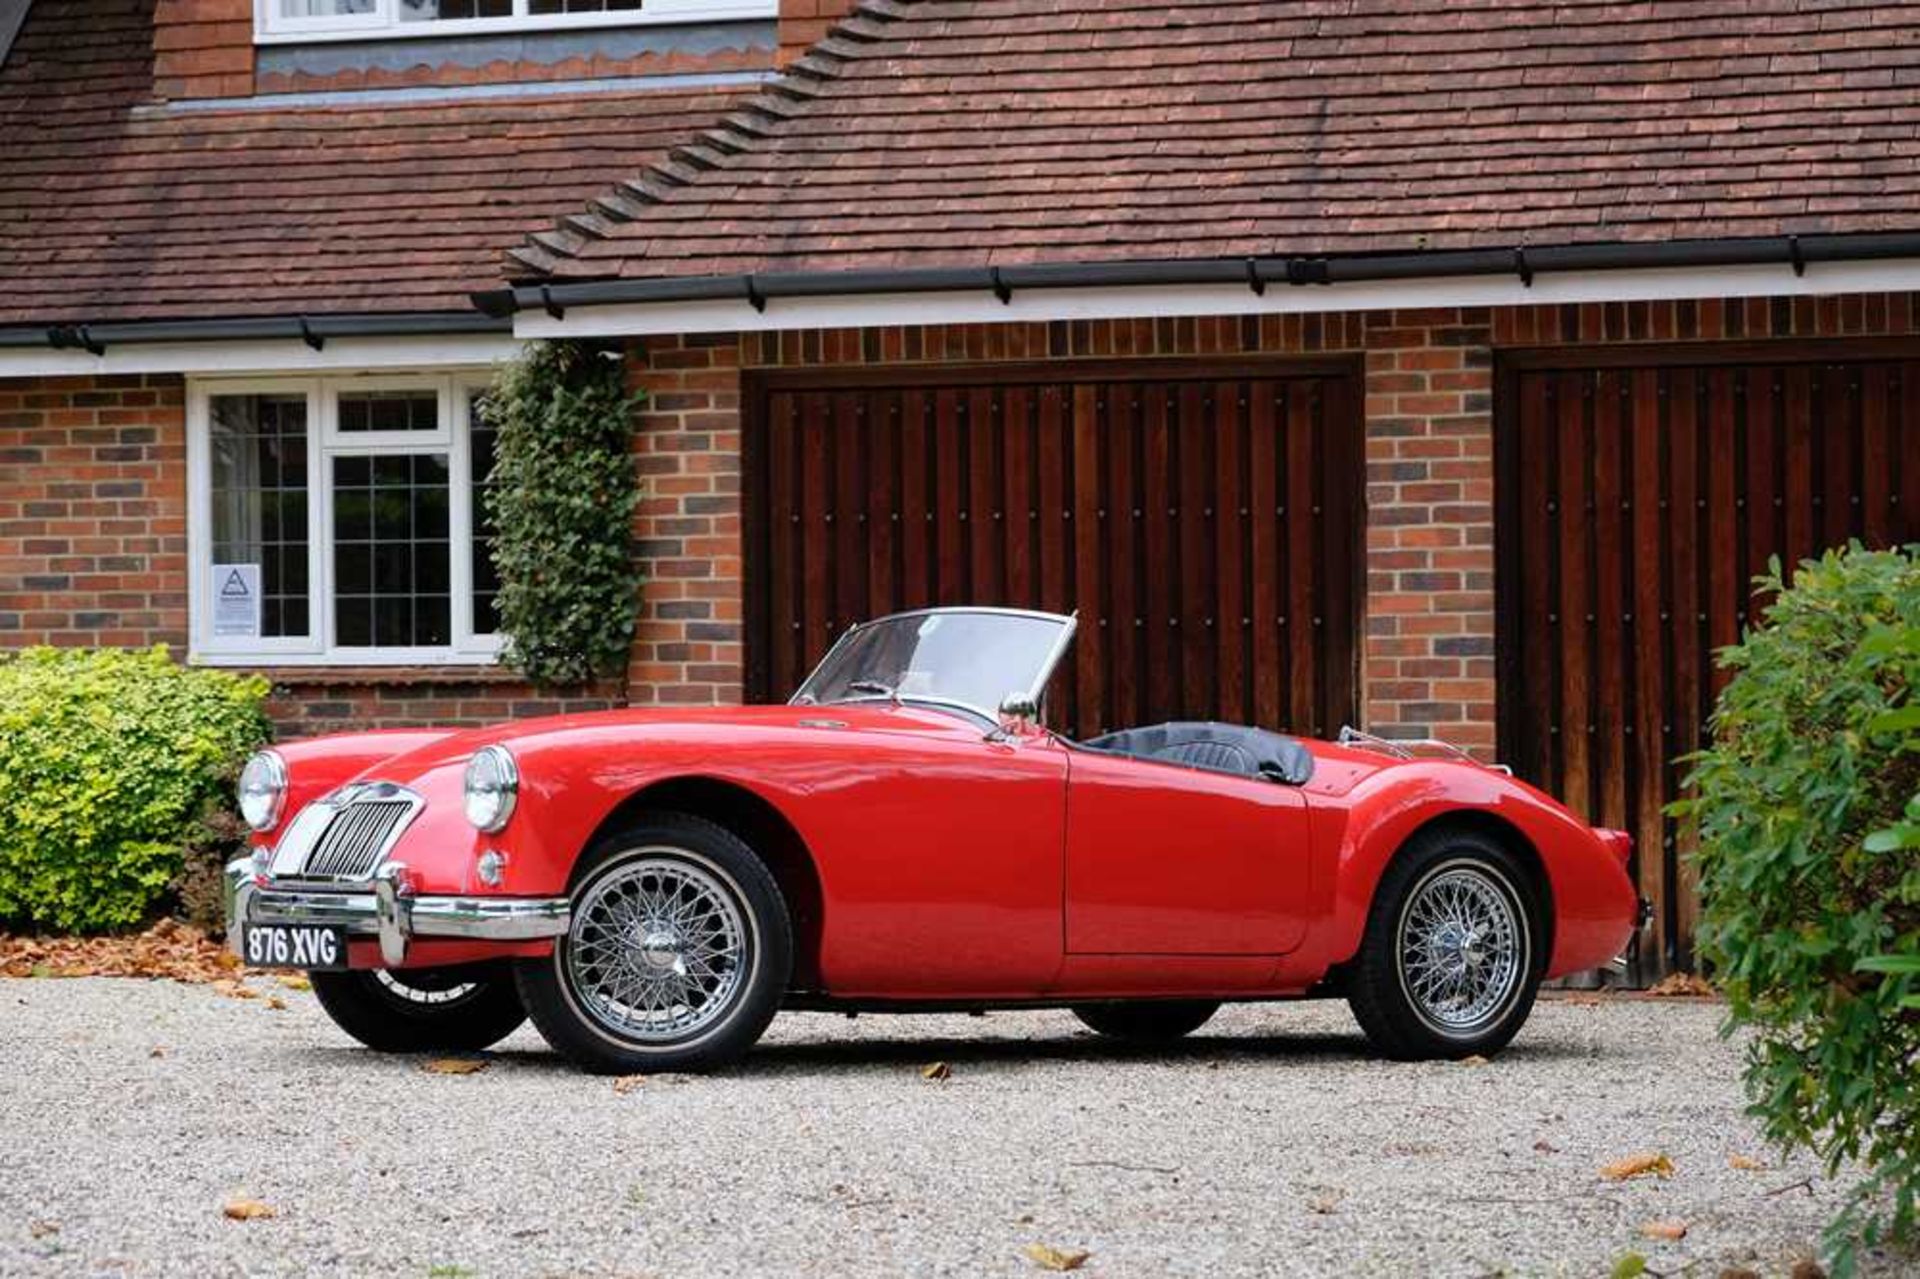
(5, 0, 1920, 976)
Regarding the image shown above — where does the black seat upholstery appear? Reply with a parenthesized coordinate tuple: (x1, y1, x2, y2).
(1078, 721, 1315, 785)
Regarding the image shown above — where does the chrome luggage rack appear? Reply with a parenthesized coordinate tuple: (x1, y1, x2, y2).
(1336, 726, 1513, 775)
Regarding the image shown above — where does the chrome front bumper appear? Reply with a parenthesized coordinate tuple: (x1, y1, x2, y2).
(225, 857, 570, 967)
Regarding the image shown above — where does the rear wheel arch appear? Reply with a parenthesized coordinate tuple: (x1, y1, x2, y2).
(584, 776, 825, 991)
(1390, 811, 1554, 949)
(1329, 807, 1556, 980)
(1345, 816, 1551, 1059)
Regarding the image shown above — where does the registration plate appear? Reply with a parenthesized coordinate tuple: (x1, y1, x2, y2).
(241, 925, 349, 971)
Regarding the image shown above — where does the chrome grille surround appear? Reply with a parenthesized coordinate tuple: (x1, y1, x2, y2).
(266, 782, 424, 884)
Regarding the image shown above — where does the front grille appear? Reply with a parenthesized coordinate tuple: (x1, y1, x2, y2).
(302, 799, 414, 880)
(267, 782, 422, 883)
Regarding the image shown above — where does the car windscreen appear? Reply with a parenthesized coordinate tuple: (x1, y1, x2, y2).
(793, 611, 1072, 717)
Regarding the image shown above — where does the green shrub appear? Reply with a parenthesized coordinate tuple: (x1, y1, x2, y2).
(1677, 543, 1920, 1271)
(0, 647, 269, 933)
(485, 340, 644, 687)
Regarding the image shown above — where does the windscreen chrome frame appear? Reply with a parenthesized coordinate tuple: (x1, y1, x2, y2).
(790, 606, 1078, 724)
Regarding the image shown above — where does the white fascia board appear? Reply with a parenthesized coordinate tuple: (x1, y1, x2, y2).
(512, 259, 1920, 341)
(0, 332, 525, 379)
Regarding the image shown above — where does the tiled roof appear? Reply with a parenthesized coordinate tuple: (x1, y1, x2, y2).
(514, 0, 1920, 285)
(0, 0, 756, 325)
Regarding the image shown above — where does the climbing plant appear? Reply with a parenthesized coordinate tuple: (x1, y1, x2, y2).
(484, 340, 644, 687)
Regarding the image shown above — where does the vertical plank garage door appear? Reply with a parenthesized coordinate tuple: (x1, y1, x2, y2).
(744, 358, 1364, 741)
(1496, 342, 1920, 978)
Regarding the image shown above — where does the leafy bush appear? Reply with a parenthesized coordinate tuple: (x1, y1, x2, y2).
(485, 340, 644, 686)
(0, 647, 269, 933)
(1678, 543, 1920, 1270)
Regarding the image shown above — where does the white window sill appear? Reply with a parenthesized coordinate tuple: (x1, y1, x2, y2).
(255, 5, 774, 44)
(190, 650, 503, 669)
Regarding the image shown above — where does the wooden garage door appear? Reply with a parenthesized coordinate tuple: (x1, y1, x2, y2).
(1496, 342, 1920, 978)
(744, 358, 1363, 741)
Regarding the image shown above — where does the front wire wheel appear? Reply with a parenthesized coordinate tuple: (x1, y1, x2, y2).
(1347, 828, 1544, 1060)
(515, 814, 792, 1074)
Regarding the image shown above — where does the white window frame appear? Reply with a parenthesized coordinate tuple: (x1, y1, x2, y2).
(254, 0, 775, 44)
(188, 371, 505, 667)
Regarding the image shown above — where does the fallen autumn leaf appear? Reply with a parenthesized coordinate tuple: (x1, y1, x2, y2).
(921, 1061, 952, 1081)
(222, 1197, 275, 1221)
(420, 1058, 489, 1076)
(1601, 1152, 1675, 1181)
(1639, 1220, 1688, 1241)
(613, 1074, 646, 1095)
(1023, 1243, 1090, 1272)
(1728, 1154, 1766, 1171)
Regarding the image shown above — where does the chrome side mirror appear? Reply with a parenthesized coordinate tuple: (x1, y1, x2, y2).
(997, 691, 1039, 732)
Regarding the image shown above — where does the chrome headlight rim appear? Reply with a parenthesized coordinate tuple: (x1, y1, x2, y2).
(237, 749, 288, 832)
(463, 744, 519, 834)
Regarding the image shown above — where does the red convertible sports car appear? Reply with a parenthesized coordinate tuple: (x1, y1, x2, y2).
(227, 606, 1644, 1073)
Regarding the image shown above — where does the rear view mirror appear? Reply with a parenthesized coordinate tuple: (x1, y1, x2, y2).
(998, 692, 1039, 728)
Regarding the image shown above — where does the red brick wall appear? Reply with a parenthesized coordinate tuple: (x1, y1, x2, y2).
(152, 0, 255, 102)
(0, 373, 189, 648)
(778, 0, 855, 64)
(263, 670, 623, 741)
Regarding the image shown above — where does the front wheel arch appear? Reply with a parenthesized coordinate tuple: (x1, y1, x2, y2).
(581, 778, 825, 991)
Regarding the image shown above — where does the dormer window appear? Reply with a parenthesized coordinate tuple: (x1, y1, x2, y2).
(256, 0, 775, 42)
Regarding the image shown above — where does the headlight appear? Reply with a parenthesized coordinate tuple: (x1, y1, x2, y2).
(463, 745, 519, 833)
(237, 750, 287, 832)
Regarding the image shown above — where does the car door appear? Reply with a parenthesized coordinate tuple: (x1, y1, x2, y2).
(1063, 747, 1312, 954)
(789, 721, 1071, 997)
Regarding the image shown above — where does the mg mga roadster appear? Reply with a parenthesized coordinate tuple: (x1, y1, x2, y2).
(228, 606, 1643, 1073)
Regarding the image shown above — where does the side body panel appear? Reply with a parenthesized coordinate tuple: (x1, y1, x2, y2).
(1061, 749, 1312, 954)
(363, 707, 1073, 998)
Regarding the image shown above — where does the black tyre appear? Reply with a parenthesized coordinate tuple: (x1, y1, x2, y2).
(1346, 826, 1546, 1061)
(515, 813, 792, 1074)
(1072, 1000, 1220, 1042)
(309, 964, 526, 1053)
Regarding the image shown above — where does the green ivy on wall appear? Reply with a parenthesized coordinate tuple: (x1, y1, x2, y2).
(484, 341, 644, 687)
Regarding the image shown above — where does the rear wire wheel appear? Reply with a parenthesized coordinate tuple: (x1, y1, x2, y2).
(1347, 826, 1545, 1060)
(309, 964, 526, 1053)
(1071, 1000, 1220, 1043)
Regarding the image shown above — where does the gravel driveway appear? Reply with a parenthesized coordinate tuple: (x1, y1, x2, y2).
(0, 979, 1903, 1278)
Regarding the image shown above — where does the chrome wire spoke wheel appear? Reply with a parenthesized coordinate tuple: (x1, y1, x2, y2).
(1395, 863, 1526, 1036)
(563, 848, 751, 1046)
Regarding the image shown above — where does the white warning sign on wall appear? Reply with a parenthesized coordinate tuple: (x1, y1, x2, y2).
(211, 563, 262, 638)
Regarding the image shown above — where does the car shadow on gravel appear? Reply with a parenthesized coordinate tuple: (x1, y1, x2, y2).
(293, 1025, 1590, 1078)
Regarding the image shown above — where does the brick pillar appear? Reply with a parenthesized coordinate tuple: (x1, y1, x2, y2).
(152, 0, 255, 101)
(1360, 309, 1497, 756)
(778, 0, 856, 65)
(623, 336, 747, 704)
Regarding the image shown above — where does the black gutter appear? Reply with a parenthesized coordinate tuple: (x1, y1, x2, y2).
(487, 231, 1920, 318)
(0, 310, 511, 355)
